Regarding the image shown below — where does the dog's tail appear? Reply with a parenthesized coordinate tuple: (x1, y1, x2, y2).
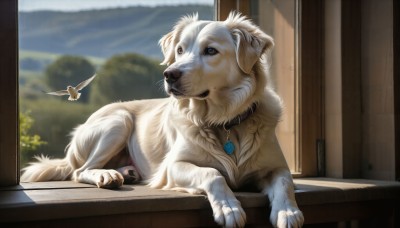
(20, 155, 73, 182)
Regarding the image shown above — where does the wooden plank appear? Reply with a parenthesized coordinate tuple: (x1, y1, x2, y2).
(0, 0, 18, 186)
(216, 0, 250, 21)
(0, 181, 96, 191)
(360, 0, 395, 180)
(394, 0, 400, 181)
(0, 184, 267, 223)
(341, 0, 362, 178)
(299, 0, 324, 176)
(301, 200, 396, 225)
(1, 179, 400, 226)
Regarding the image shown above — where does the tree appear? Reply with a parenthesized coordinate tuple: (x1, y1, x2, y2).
(20, 111, 47, 167)
(90, 53, 166, 105)
(20, 99, 96, 163)
(45, 55, 95, 102)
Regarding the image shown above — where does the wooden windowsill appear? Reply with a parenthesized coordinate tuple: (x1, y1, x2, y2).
(1, 178, 399, 226)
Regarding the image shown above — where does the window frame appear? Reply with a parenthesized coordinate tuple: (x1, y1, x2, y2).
(1, 0, 399, 186)
(394, 0, 400, 181)
(217, 0, 324, 177)
(0, 0, 19, 187)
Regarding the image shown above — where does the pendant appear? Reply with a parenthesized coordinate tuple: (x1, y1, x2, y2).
(223, 127, 235, 155)
(224, 140, 235, 155)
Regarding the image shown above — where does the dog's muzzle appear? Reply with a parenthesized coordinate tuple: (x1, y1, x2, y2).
(164, 68, 186, 97)
(164, 68, 182, 84)
(163, 68, 209, 99)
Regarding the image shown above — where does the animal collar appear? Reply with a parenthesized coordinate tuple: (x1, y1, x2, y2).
(220, 103, 258, 155)
(222, 102, 258, 130)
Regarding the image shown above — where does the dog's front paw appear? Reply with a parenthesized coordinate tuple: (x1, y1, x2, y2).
(270, 206, 304, 228)
(94, 169, 124, 189)
(211, 198, 246, 228)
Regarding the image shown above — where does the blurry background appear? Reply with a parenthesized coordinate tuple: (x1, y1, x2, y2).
(19, 0, 214, 167)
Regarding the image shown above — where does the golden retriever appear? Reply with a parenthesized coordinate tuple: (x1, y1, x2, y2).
(21, 12, 304, 228)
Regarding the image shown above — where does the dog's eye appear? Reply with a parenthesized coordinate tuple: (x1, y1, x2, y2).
(204, 47, 218, 56)
(177, 47, 183, 55)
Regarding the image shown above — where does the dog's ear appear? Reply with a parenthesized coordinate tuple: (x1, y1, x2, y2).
(159, 31, 175, 66)
(159, 14, 199, 65)
(225, 12, 274, 74)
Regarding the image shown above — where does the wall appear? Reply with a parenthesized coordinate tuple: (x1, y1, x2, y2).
(361, 0, 395, 180)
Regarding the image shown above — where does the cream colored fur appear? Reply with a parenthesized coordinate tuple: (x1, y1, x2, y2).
(21, 12, 304, 227)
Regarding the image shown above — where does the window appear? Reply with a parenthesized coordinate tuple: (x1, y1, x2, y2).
(1, 0, 398, 187)
(0, 0, 323, 186)
(17, 1, 214, 172)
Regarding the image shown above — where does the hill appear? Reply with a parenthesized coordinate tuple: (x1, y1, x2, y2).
(19, 5, 214, 60)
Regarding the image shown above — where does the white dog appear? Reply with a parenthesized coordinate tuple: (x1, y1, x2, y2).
(22, 12, 304, 228)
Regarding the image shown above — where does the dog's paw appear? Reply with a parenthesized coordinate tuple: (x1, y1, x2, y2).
(116, 165, 141, 184)
(270, 206, 304, 228)
(94, 169, 124, 189)
(211, 198, 246, 228)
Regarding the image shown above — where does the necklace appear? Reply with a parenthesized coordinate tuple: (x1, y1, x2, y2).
(223, 126, 235, 155)
(221, 103, 257, 155)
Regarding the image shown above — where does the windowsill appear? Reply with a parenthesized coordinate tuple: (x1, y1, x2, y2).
(1, 178, 400, 226)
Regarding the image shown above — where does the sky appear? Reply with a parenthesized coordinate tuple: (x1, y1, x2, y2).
(19, 0, 214, 12)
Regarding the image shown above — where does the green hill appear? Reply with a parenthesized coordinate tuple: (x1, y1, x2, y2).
(19, 5, 214, 60)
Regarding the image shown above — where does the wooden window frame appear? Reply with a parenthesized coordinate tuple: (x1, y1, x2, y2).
(1, 1, 400, 227)
(217, 0, 324, 177)
(217, 0, 400, 179)
(1, 0, 399, 187)
(0, 0, 19, 187)
(395, 0, 400, 181)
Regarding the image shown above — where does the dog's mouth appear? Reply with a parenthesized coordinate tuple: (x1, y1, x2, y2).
(197, 90, 210, 98)
(170, 88, 184, 97)
(169, 88, 209, 99)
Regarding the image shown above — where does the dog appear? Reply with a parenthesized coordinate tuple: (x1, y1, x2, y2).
(21, 12, 304, 228)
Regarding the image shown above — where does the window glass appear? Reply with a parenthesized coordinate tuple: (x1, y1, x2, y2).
(18, 0, 214, 169)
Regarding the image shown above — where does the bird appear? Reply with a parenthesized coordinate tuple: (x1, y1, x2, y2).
(46, 74, 96, 101)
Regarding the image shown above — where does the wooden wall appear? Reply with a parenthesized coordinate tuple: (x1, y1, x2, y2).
(361, 0, 395, 180)
(325, 0, 396, 180)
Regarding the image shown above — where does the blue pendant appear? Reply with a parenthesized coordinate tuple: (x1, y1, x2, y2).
(223, 140, 235, 155)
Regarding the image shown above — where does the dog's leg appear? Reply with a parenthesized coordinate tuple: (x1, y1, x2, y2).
(68, 109, 134, 188)
(167, 161, 246, 227)
(262, 168, 304, 228)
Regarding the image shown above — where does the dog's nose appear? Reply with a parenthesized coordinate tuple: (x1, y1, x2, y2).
(163, 69, 182, 84)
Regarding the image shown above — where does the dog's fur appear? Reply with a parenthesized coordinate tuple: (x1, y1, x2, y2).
(21, 12, 304, 227)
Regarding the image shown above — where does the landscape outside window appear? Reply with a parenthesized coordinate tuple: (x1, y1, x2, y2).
(18, 0, 214, 169)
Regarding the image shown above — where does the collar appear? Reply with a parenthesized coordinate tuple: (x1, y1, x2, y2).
(222, 103, 258, 130)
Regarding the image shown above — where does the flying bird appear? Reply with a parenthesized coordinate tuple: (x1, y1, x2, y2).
(46, 74, 96, 101)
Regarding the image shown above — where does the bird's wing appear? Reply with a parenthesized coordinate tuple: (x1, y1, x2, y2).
(47, 90, 69, 96)
(75, 74, 96, 91)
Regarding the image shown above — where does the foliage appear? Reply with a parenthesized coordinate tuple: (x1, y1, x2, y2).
(90, 53, 166, 106)
(20, 99, 97, 164)
(19, 50, 105, 73)
(17, 5, 215, 165)
(45, 55, 96, 102)
(19, 52, 167, 163)
(20, 111, 47, 167)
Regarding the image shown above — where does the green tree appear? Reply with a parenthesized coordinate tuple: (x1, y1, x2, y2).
(45, 55, 95, 102)
(20, 111, 47, 167)
(20, 99, 96, 162)
(90, 53, 165, 105)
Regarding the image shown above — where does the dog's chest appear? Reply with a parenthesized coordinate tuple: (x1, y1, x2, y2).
(213, 126, 265, 185)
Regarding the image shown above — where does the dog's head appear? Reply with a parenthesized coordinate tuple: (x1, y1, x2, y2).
(159, 12, 274, 122)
